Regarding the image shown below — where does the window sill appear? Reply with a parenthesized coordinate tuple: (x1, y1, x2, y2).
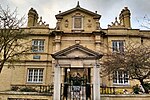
(28, 52, 47, 54)
(113, 83, 130, 87)
(26, 82, 43, 84)
(72, 29, 84, 33)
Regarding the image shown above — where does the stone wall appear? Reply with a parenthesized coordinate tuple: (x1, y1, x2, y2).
(0, 92, 52, 100)
(101, 94, 150, 100)
(1, 92, 150, 100)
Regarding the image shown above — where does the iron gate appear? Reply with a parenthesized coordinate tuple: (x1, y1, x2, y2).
(60, 76, 93, 100)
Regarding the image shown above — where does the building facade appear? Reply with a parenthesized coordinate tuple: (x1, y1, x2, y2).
(0, 2, 150, 100)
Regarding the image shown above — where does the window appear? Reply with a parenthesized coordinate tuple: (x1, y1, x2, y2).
(73, 16, 83, 30)
(27, 69, 44, 83)
(113, 71, 129, 85)
(112, 40, 124, 53)
(32, 40, 44, 52)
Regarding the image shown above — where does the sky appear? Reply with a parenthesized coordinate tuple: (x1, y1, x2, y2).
(1, 0, 150, 30)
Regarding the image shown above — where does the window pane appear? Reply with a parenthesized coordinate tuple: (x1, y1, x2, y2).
(27, 69, 43, 83)
(39, 69, 43, 82)
(119, 41, 124, 52)
(113, 70, 129, 85)
(118, 71, 123, 83)
(124, 72, 129, 83)
(32, 40, 44, 52)
(112, 41, 117, 52)
(28, 69, 33, 82)
(33, 69, 38, 81)
(112, 41, 124, 53)
(113, 71, 117, 83)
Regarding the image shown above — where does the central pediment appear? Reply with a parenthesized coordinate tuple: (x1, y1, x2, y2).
(51, 44, 103, 59)
(55, 2, 101, 19)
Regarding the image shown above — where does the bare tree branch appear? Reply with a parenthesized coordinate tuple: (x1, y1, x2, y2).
(0, 5, 30, 73)
(101, 42, 150, 93)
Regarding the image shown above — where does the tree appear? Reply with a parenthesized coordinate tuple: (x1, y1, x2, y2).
(137, 15, 150, 30)
(101, 44, 150, 93)
(0, 5, 30, 73)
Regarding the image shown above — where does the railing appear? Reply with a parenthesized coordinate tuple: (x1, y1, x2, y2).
(60, 83, 94, 100)
(11, 84, 53, 95)
(100, 86, 116, 94)
(11, 84, 115, 95)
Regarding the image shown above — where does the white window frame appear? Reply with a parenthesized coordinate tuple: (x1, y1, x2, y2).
(113, 71, 129, 85)
(27, 68, 44, 83)
(112, 40, 124, 53)
(32, 39, 44, 52)
(73, 16, 83, 30)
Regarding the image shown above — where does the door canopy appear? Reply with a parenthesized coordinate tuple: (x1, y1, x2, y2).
(51, 44, 103, 60)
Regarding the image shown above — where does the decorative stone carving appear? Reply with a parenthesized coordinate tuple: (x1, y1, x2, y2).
(65, 19, 69, 28)
(35, 16, 49, 27)
(74, 17, 82, 28)
(108, 17, 125, 28)
(56, 19, 61, 30)
(87, 19, 92, 28)
(95, 19, 100, 30)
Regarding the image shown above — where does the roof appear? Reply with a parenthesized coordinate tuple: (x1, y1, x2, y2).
(55, 1, 101, 19)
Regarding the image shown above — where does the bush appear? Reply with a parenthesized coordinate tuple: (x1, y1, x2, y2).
(143, 83, 150, 93)
(11, 86, 19, 91)
(132, 84, 140, 94)
(19, 87, 37, 92)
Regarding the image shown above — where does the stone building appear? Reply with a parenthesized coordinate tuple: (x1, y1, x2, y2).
(0, 2, 150, 100)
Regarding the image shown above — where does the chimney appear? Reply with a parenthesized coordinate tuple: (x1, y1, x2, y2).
(27, 8, 39, 27)
(119, 7, 131, 28)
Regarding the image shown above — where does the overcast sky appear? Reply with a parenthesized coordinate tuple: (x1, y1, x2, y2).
(1, 0, 150, 29)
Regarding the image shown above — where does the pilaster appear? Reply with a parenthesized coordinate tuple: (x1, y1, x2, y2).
(53, 63, 61, 100)
(93, 31, 105, 52)
(52, 31, 63, 52)
(93, 63, 100, 100)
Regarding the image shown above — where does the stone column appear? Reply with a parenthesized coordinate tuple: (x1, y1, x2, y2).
(93, 31, 104, 52)
(53, 30, 63, 52)
(53, 31, 62, 100)
(55, 35, 61, 52)
(93, 63, 100, 100)
(53, 63, 61, 100)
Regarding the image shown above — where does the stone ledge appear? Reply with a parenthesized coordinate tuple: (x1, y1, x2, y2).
(0, 91, 52, 96)
(101, 94, 150, 97)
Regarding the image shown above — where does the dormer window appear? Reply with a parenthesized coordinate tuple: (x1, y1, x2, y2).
(73, 16, 83, 30)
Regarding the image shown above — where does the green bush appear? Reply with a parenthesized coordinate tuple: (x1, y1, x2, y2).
(143, 83, 150, 93)
(19, 87, 37, 92)
(132, 84, 140, 94)
(11, 86, 19, 91)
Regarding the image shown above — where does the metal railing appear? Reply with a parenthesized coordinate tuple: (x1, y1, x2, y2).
(100, 86, 116, 94)
(60, 83, 93, 100)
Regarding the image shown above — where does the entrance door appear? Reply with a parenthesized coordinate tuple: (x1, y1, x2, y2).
(61, 68, 93, 100)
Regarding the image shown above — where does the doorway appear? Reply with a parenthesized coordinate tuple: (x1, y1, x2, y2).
(61, 68, 92, 100)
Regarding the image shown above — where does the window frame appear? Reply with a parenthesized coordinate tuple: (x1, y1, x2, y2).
(112, 40, 125, 53)
(32, 39, 45, 53)
(113, 70, 129, 85)
(72, 16, 83, 30)
(27, 68, 44, 83)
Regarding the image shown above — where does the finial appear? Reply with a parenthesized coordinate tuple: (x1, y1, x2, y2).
(76, 1, 80, 7)
(40, 16, 42, 22)
(115, 17, 117, 21)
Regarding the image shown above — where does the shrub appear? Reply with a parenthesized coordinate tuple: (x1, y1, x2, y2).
(132, 84, 140, 94)
(19, 87, 37, 92)
(143, 83, 150, 93)
(11, 86, 19, 91)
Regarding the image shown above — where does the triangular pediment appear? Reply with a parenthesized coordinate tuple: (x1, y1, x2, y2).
(51, 44, 103, 59)
(55, 2, 101, 19)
